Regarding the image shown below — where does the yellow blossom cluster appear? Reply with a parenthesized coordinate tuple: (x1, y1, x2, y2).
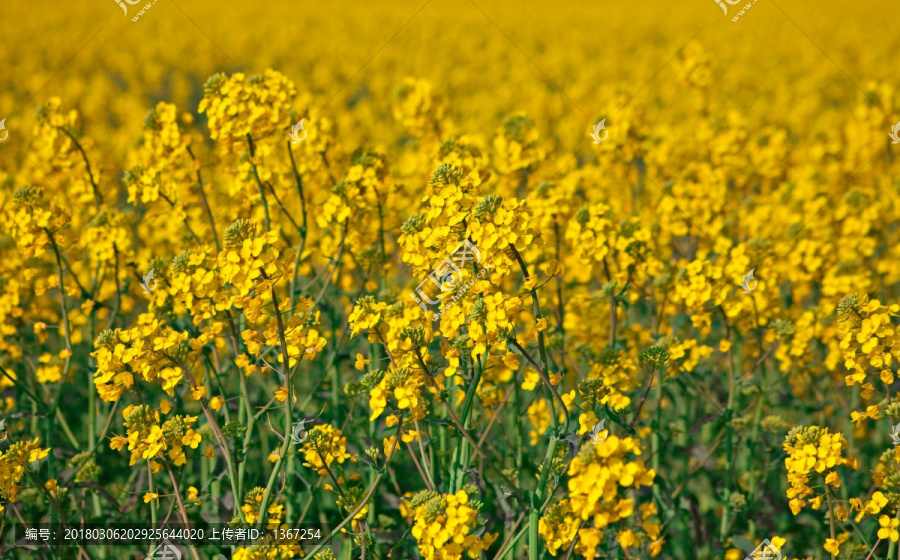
(409, 490, 497, 560)
(539, 436, 659, 557)
(783, 426, 856, 516)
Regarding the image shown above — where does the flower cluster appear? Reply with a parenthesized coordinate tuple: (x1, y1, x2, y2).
(783, 426, 856, 516)
(409, 489, 497, 560)
(109, 405, 201, 468)
(541, 436, 659, 557)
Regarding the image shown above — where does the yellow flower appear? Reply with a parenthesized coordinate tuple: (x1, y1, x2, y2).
(36, 365, 61, 384)
(169, 446, 186, 466)
(182, 430, 201, 449)
(274, 387, 289, 402)
(354, 353, 371, 371)
(878, 515, 900, 542)
(143, 492, 159, 503)
(502, 351, 520, 369)
(857, 490, 890, 521)
(617, 529, 636, 548)
(28, 445, 50, 463)
(522, 369, 540, 391)
(850, 405, 881, 426)
(209, 397, 223, 412)
(824, 538, 840, 555)
(110, 436, 127, 451)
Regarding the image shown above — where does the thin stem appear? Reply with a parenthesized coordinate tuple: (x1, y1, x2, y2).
(412, 418, 436, 488)
(246, 134, 271, 231)
(562, 520, 587, 560)
(57, 126, 101, 208)
(168, 358, 246, 524)
(508, 338, 569, 429)
(491, 514, 526, 560)
(159, 191, 203, 248)
(46, 231, 74, 517)
(287, 141, 309, 311)
(825, 487, 837, 559)
(148, 462, 157, 526)
(162, 461, 201, 560)
(304, 414, 405, 558)
(865, 539, 882, 560)
(255, 281, 294, 528)
(529, 437, 558, 560)
(601, 258, 616, 346)
(509, 246, 561, 428)
(104, 246, 122, 331)
(186, 146, 220, 251)
(412, 349, 524, 501)
(404, 439, 435, 492)
(629, 370, 657, 431)
(312, 225, 348, 307)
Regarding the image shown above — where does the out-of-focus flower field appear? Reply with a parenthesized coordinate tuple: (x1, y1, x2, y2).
(1, 0, 900, 558)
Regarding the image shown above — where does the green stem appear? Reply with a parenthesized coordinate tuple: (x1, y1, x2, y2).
(529, 437, 558, 560)
(246, 134, 271, 231)
(55, 409, 80, 450)
(413, 350, 523, 500)
(825, 487, 837, 559)
(255, 283, 294, 528)
(304, 415, 405, 558)
(148, 461, 157, 559)
(449, 359, 481, 492)
(47, 232, 74, 526)
(287, 141, 308, 312)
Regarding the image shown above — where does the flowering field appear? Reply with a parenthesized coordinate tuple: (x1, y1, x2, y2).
(1, 0, 900, 559)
